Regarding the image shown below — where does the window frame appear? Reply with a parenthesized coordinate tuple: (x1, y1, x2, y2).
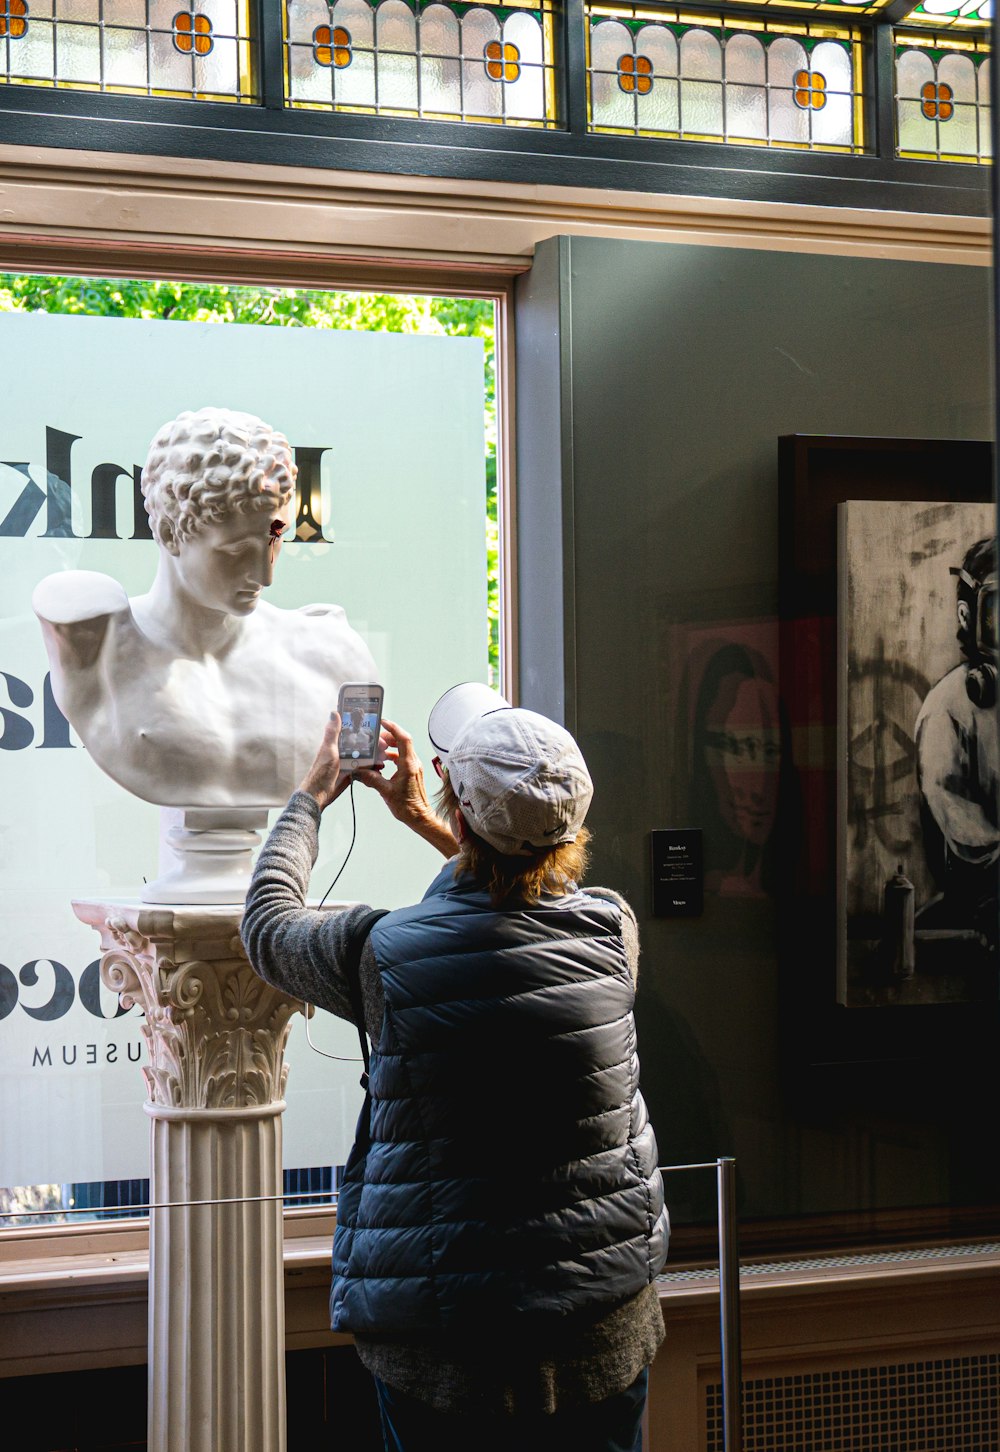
(0, 0, 990, 216)
(0, 143, 989, 1264)
(0, 248, 516, 1250)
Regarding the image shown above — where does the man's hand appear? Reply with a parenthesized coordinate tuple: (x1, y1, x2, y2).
(357, 718, 458, 858)
(298, 712, 354, 812)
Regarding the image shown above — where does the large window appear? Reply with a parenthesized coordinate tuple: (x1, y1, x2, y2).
(0, 273, 501, 1227)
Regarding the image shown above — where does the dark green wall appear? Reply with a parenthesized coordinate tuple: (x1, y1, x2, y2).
(515, 235, 996, 1229)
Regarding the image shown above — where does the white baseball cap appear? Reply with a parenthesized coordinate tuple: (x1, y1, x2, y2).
(427, 682, 510, 760)
(446, 707, 594, 857)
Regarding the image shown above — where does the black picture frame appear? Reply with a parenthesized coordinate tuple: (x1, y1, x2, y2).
(777, 433, 996, 1072)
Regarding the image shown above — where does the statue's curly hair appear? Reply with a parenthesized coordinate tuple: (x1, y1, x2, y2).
(141, 407, 296, 548)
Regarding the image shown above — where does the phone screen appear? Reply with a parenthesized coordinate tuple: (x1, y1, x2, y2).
(337, 684, 383, 768)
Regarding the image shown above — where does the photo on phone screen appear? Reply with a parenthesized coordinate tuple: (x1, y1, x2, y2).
(337, 684, 383, 768)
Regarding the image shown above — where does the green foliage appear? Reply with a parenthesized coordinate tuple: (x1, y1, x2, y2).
(0, 274, 499, 682)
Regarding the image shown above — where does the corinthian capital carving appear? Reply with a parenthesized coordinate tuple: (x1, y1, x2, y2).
(75, 901, 303, 1111)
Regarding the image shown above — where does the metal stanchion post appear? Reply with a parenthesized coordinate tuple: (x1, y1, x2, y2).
(717, 1157, 743, 1452)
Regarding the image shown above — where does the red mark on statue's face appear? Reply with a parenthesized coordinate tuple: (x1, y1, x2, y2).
(175, 505, 292, 616)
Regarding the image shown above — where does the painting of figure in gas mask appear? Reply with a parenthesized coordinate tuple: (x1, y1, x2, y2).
(839, 500, 998, 1006)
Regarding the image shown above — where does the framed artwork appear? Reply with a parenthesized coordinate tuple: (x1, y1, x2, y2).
(778, 435, 995, 1014)
(665, 617, 790, 901)
(839, 499, 997, 1007)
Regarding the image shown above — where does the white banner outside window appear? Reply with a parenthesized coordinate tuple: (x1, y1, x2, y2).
(0, 310, 487, 1185)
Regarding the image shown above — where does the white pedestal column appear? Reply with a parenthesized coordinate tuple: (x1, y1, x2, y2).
(74, 900, 304, 1452)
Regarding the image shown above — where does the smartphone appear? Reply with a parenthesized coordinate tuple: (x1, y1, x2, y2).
(337, 683, 384, 769)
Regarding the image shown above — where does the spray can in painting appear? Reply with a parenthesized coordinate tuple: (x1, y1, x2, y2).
(883, 863, 915, 980)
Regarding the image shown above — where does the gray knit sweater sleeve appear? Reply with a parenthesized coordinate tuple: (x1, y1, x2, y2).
(583, 886, 640, 985)
(240, 790, 385, 1041)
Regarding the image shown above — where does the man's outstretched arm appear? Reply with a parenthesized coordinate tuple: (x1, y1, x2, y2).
(241, 787, 382, 1028)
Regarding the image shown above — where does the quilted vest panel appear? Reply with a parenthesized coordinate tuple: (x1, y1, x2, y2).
(331, 866, 669, 1335)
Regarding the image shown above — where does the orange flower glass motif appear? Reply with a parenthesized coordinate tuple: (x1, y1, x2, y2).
(485, 40, 520, 83)
(793, 68, 826, 110)
(173, 11, 213, 55)
(0, 0, 29, 40)
(313, 24, 352, 68)
(921, 80, 954, 121)
(618, 53, 653, 95)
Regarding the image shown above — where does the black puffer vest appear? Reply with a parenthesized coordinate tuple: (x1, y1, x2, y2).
(330, 865, 669, 1335)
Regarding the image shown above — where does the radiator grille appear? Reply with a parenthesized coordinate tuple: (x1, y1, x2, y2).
(660, 1241, 1000, 1287)
(705, 1353, 1000, 1451)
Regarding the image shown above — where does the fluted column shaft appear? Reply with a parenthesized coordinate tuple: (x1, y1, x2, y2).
(73, 900, 303, 1452)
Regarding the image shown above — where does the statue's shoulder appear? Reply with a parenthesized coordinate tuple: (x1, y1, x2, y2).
(264, 601, 376, 675)
(295, 602, 349, 624)
(32, 570, 130, 626)
(255, 601, 352, 639)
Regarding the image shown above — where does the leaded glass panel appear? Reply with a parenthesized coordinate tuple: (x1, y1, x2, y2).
(588, 5, 864, 153)
(895, 28, 990, 162)
(0, 0, 255, 99)
(660, 0, 893, 15)
(284, 0, 559, 126)
(899, 0, 992, 30)
(418, 4, 460, 112)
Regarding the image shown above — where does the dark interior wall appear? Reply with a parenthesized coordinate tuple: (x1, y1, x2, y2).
(514, 235, 996, 1229)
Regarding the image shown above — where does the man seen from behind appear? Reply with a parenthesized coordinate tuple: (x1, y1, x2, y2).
(241, 685, 669, 1452)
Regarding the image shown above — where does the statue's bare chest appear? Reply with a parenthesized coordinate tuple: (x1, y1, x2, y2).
(78, 618, 340, 805)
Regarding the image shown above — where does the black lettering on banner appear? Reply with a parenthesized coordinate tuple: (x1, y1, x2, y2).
(0, 672, 73, 750)
(43, 429, 80, 537)
(292, 447, 335, 543)
(19, 960, 75, 1022)
(28, 1039, 142, 1068)
(0, 428, 81, 538)
(79, 960, 129, 1020)
(0, 672, 34, 751)
(89, 462, 152, 542)
(0, 961, 17, 1021)
(0, 463, 42, 537)
(1, 427, 332, 542)
(130, 465, 154, 541)
(40, 673, 74, 750)
(0, 957, 140, 1017)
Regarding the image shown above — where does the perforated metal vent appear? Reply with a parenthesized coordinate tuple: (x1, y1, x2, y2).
(705, 1353, 1000, 1451)
(659, 1240, 1000, 1287)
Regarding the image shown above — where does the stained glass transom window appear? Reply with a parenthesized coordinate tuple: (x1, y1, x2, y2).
(284, 0, 559, 126)
(899, 0, 992, 29)
(673, 0, 893, 15)
(895, 30, 991, 162)
(0, 0, 255, 99)
(588, 6, 864, 152)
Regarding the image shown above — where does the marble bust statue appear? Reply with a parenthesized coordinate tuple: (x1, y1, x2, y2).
(33, 407, 377, 811)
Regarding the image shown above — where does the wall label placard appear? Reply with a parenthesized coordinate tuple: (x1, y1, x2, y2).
(650, 829, 703, 918)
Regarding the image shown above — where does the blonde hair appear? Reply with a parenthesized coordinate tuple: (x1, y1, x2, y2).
(141, 407, 296, 549)
(437, 773, 590, 907)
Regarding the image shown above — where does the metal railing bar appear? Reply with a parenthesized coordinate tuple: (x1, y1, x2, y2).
(0, 1190, 340, 1218)
(717, 1156, 743, 1452)
(2, 1154, 746, 1452)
